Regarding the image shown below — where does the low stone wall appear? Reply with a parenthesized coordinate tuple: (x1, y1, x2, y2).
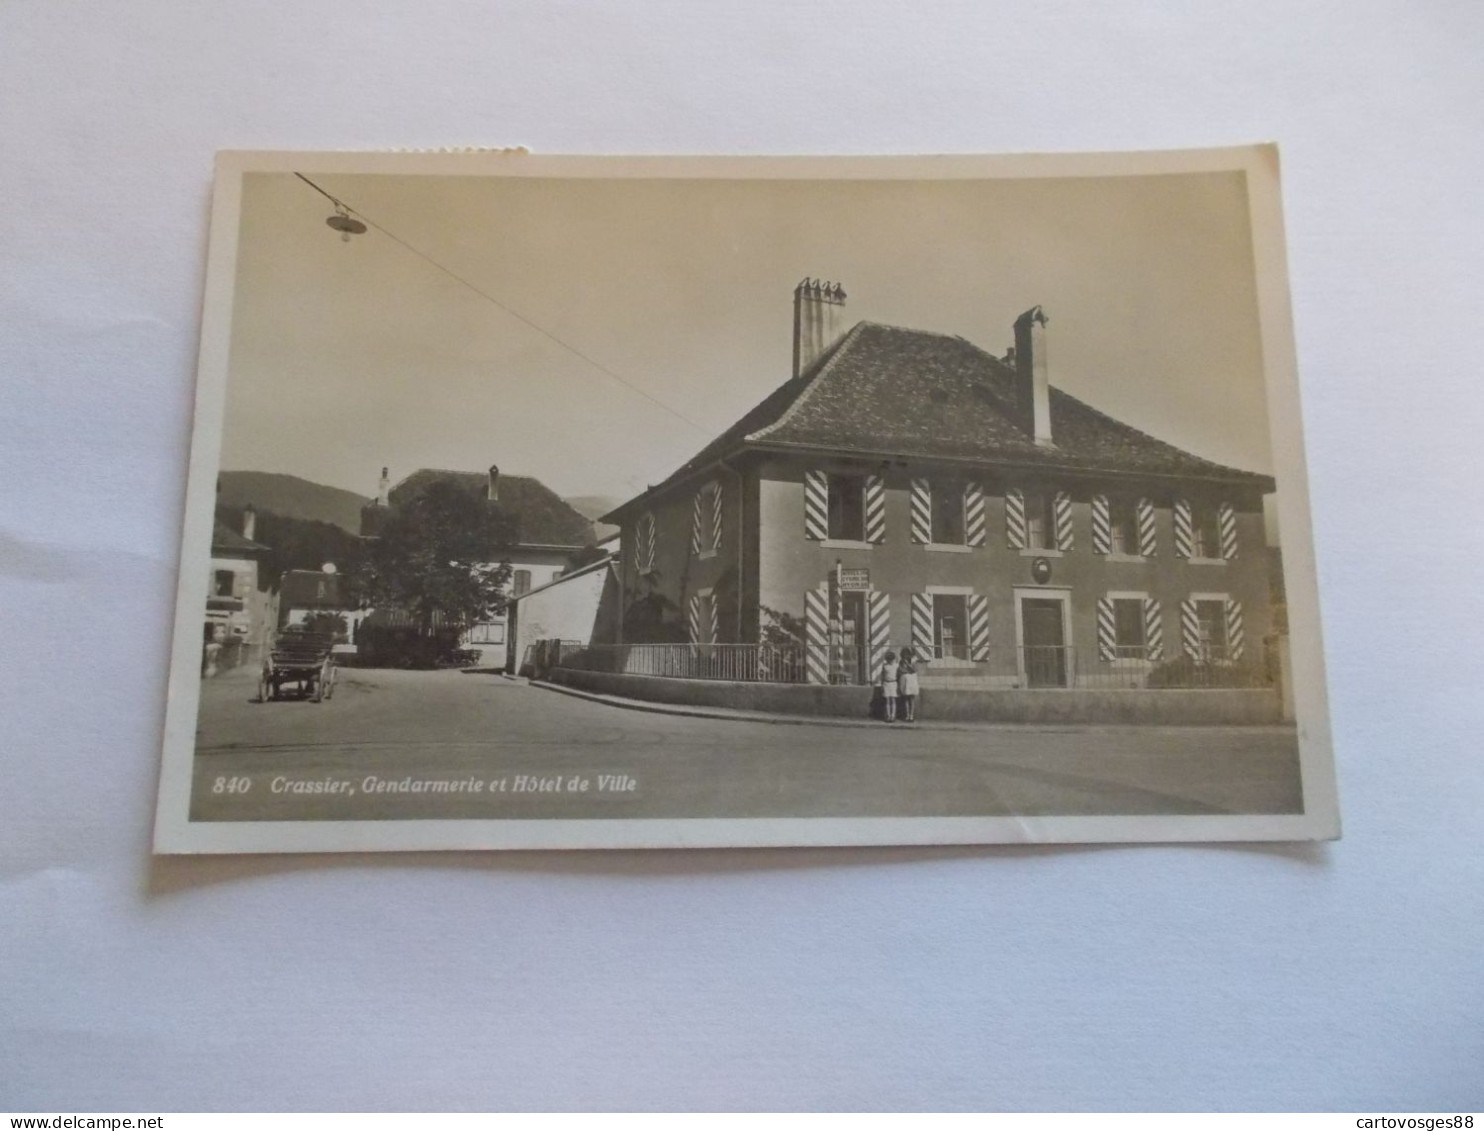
(547, 668, 1284, 726)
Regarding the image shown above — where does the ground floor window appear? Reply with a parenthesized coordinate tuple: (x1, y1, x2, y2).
(933, 594, 968, 660)
(1112, 597, 1146, 658)
(1194, 598, 1228, 657)
(467, 621, 506, 645)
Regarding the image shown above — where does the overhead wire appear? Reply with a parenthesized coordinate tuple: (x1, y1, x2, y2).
(292, 172, 715, 438)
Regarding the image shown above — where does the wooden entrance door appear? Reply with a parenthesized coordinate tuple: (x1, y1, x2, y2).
(1022, 597, 1067, 687)
(840, 591, 867, 684)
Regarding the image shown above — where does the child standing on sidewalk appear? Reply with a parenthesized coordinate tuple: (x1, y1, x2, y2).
(878, 650, 900, 722)
(899, 646, 920, 722)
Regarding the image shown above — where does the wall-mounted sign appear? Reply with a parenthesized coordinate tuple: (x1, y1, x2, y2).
(1031, 557, 1053, 584)
(837, 568, 871, 591)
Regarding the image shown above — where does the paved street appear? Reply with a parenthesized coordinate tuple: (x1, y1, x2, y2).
(191, 666, 1302, 822)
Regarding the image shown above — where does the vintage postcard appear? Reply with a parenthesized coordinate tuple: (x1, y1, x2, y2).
(153, 147, 1338, 853)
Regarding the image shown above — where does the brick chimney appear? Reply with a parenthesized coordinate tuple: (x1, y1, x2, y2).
(1013, 306, 1052, 446)
(241, 504, 256, 542)
(376, 466, 390, 506)
(487, 464, 500, 502)
(793, 278, 847, 378)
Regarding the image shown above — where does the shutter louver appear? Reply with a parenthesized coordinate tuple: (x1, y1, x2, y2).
(1054, 490, 1074, 550)
(910, 593, 934, 655)
(1143, 598, 1163, 661)
(1091, 495, 1111, 555)
(1225, 598, 1244, 660)
(968, 594, 990, 661)
(864, 475, 886, 543)
(909, 478, 931, 543)
(804, 590, 830, 684)
(1005, 489, 1027, 549)
(1137, 497, 1157, 557)
(965, 483, 986, 547)
(1173, 498, 1194, 559)
(1096, 596, 1117, 661)
(804, 471, 829, 540)
(1219, 501, 1238, 560)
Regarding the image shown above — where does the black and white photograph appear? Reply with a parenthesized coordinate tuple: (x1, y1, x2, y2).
(154, 147, 1337, 852)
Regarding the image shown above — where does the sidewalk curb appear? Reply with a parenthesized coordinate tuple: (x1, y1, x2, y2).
(528, 679, 1030, 733)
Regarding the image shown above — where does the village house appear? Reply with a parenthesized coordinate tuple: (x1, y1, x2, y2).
(505, 548, 623, 676)
(601, 280, 1276, 692)
(360, 465, 596, 668)
(204, 506, 276, 674)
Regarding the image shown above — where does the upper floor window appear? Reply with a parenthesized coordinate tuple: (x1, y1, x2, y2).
(512, 569, 532, 597)
(1191, 504, 1222, 560)
(1024, 490, 1057, 550)
(1108, 499, 1139, 556)
(213, 569, 235, 597)
(930, 481, 966, 544)
(828, 474, 866, 541)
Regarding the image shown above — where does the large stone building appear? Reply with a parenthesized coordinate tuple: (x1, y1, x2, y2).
(603, 280, 1276, 688)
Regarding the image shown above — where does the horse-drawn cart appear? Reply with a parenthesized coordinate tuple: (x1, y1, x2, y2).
(258, 630, 336, 703)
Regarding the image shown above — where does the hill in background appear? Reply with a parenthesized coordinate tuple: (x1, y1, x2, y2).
(565, 495, 624, 540)
(217, 471, 369, 534)
(218, 471, 620, 542)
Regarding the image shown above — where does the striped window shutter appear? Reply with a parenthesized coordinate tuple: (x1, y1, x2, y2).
(690, 489, 703, 554)
(910, 593, 934, 655)
(635, 514, 655, 574)
(909, 478, 931, 543)
(1225, 598, 1245, 660)
(1173, 498, 1194, 558)
(864, 475, 886, 543)
(868, 590, 890, 671)
(710, 482, 723, 553)
(1054, 490, 1074, 550)
(1096, 596, 1117, 661)
(804, 589, 830, 684)
(687, 594, 702, 645)
(1090, 495, 1111, 555)
(965, 483, 986, 547)
(1137, 497, 1158, 557)
(1179, 598, 1201, 658)
(804, 470, 828, 540)
(1143, 598, 1163, 661)
(1219, 501, 1238, 560)
(968, 594, 990, 661)
(1005, 488, 1027, 549)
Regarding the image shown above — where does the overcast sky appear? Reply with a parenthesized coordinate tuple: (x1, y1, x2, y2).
(222, 167, 1273, 506)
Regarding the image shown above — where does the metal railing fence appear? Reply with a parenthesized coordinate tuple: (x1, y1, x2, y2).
(541, 640, 1275, 690)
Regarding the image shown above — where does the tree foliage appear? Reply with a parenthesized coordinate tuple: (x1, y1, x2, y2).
(215, 504, 366, 596)
(357, 480, 519, 635)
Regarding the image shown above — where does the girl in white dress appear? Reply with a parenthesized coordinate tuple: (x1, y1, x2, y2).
(899, 646, 920, 722)
(878, 650, 899, 722)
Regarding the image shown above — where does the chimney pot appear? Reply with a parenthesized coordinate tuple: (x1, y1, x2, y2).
(376, 466, 390, 506)
(792, 276, 848, 378)
(487, 464, 500, 502)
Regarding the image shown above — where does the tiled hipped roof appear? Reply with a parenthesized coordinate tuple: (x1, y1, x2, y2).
(387, 470, 595, 548)
(611, 322, 1273, 518)
(211, 519, 269, 555)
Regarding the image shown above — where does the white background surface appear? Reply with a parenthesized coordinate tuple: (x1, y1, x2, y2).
(2, 0, 1481, 1112)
